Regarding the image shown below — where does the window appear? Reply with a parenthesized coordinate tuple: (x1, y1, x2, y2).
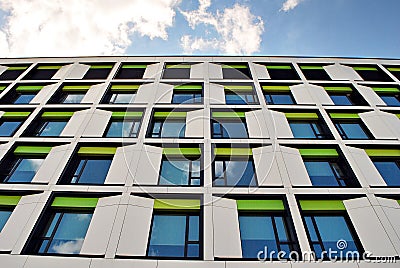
(299, 65, 331, 80)
(224, 85, 258, 105)
(331, 113, 372, 140)
(49, 85, 90, 104)
(0, 196, 20, 232)
(262, 85, 295, 105)
(300, 200, 362, 260)
(104, 112, 142, 138)
(0, 208, 12, 232)
(147, 199, 201, 259)
(159, 148, 202, 186)
(300, 149, 359, 187)
(385, 66, 400, 80)
(265, 64, 300, 80)
(371, 86, 400, 107)
(0, 146, 50, 183)
(22, 65, 63, 80)
(237, 200, 299, 259)
(162, 63, 192, 79)
(25, 197, 96, 255)
(114, 63, 149, 79)
(0, 65, 29, 81)
(350, 65, 393, 82)
(365, 149, 400, 186)
(324, 86, 367, 106)
(212, 112, 248, 138)
(102, 84, 139, 104)
(82, 64, 113, 80)
(220, 63, 252, 79)
(172, 85, 202, 104)
(26, 112, 73, 137)
(213, 148, 257, 187)
(0, 120, 23, 136)
(286, 113, 332, 139)
(60, 147, 114, 185)
(0, 85, 43, 104)
(150, 112, 186, 138)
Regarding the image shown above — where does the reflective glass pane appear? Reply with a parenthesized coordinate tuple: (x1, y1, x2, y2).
(62, 94, 84, 104)
(106, 121, 137, 137)
(275, 217, 288, 241)
(304, 216, 318, 241)
(331, 95, 353, 105)
(148, 215, 186, 257)
(39, 121, 67, 136)
(191, 161, 201, 178)
(0, 210, 12, 232)
(373, 161, 400, 186)
(224, 160, 256, 186)
(381, 96, 400, 106)
(337, 123, 369, 139)
(7, 158, 44, 183)
(218, 121, 248, 138)
(187, 244, 199, 257)
(159, 160, 190, 185)
(188, 216, 199, 241)
(113, 93, 135, 104)
(14, 94, 35, 104)
(47, 213, 92, 254)
(173, 93, 198, 104)
(266, 94, 294, 104)
(75, 159, 112, 184)
(290, 122, 316, 138)
(225, 94, 247, 105)
(0, 121, 22, 136)
(304, 161, 339, 186)
(161, 121, 186, 138)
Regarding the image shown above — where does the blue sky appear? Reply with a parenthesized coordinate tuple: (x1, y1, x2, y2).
(0, 0, 399, 58)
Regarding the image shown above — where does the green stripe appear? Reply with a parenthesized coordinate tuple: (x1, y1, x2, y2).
(237, 200, 284, 211)
(285, 113, 319, 119)
(16, 85, 43, 92)
(14, 146, 52, 155)
(0, 196, 21, 206)
(299, 149, 339, 157)
(7, 66, 28, 71)
(78, 147, 117, 156)
(2, 112, 31, 119)
(153, 112, 187, 119)
(371, 87, 400, 93)
(121, 64, 147, 69)
(266, 65, 292, 70)
(41, 112, 74, 119)
(166, 64, 191, 69)
(214, 148, 252, 156)
(300, 66, 324, 70)
(37, 66, 62, 70)
(300, 200, 345, 211)
(111, 111, 143, 119)
(353, 67, 378, 71)
(396, 114, 400, 119)
(154, 199, 200, 210)
(51, 197, 98, 208)
(0, 85, 6, 91)
(212, 112, 246, 118)
(329, 113, 360, 119)
(365, 149, 400, 157)
(62, 85, 91, 92)
(90, 65, 113, 69)
(110, 85, 140, 91)
(387, 67, 400, 72)
(174, 85, 202, 91)
(162, 148, 201, 156)
(324, 86, 353, 93)
(224, 85, 253, 92)
(222, 65, 247, 69)
(262, 85, 291, 92)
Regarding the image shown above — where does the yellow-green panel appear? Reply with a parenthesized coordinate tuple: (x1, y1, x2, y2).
(222, 64, 248, 69)
(166, 64, 192, 69)
(300, 66, 325, 70)
(387, 67, 400, 72)
(7, 66, 28, 71)
(51, 197, 98, 208)
(285, 113, 319, 120)
(62, 85, 91, 92)
(324, 86, 353, 93)
(0, 195, 21, 206)
(224, 85, 253, 92)
(353, 67, 378, 71)
(78, 147, 117, 156)
(111, 111, 143, 119)
(299, 200, 346, 211)
(89, 65, 113, 69)
(371, 87, 400, 93)
(14, 146, 52, 155)
(154, 199, 200, 210)
(153, 112, 187, 119)
(37, 65, 63, 70)
(365, 149, 400, 157)
(16, 85, 43, 92)
(214, 148, 252, 156)
(41, 112, 74, 119)
(266, 65, 292, 70)
(262, 85, 291, 92)
(163, 148, 201, 156)
(212, 111, 246, 118)
(329, 113, 360, 119)
(110, 85, 140, 91)
(2, 112, 31, 119)
(237, 200, 284, 211)
(121, 64, 148, 69)
(299, 148, 339, 157)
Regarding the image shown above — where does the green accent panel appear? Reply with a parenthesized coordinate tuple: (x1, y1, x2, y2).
(224, 85, 253, 92)
(89, 65, 113, 69)
(7, 66, 28, 70)
(154, 199, 200, 210)
(329, 113, 360, 119)
(110, 85, 140, 91)
(41, 112, 74, 119)
(14, 146, 52, 155)
(324, 86, 353, 93)
(62, 85, 91, 92)
(300, 200, 345, 211)
(398, 200, 400, 205)
(174, 85, 202, 92)
(396, 114, 400, 119)
(266, 65, 292, 70)
(353, 67, 378, 71)
(285, 113, 319, 119)
(237, 200, 284, 211)
(262, 85, 291, 92)
(0, 86, 6, 91)
(78, 147, 117, 156)
(111, 111, 143, 119)
(365, 149, 400, 157)
(51, 197, 98, 208)
(121, 64, 147, 69)
(299, 149, 339, 157)
(371, 87, 400, 93)
(16, 85, 43, 92)
(166, 64, 191, 69)
(214, 148, 252, 156)
(300, 66, 324, 70)
(222, 65, 248, 69)
(0, 195, 21, 206)
(162, 148, 201, 156)
(153, 112, 187, 119)
(212, 111, 246, 118)
(2, 112, 31, 119)
(37, 66, 62, 70)
(388, 67, 400, 72)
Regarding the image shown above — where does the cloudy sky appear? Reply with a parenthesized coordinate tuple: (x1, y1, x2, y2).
(0, 0, 398, 58)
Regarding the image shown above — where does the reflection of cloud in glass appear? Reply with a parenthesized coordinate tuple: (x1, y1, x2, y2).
(76, 214, 91, 221)
(63, 94, 84, 103)
(51, 239, 84, 254)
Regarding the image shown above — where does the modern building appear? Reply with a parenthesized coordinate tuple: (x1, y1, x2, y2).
(0, 56, 399, 268)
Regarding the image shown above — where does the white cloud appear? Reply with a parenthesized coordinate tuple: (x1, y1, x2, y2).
(280, 0, 305, 12)
(51, 239, 84, 254)
(0, 0, 181, 57)
(180, 1, 264, 55)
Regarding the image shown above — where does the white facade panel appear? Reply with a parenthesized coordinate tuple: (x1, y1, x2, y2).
(143, 63, 161, 79)
(60, 109, 91, 137)
(324, 64, 363, 81)
(281, 146, 312, 186)
(356, 85, 387, 106)
(154, 83, 174, 104)
(65, 64, 91, 79)
(209, 83, 225, 104)
(134, 145, 163, 186)
(253, 145, 283, 186)
(81, 83, 107, 104)
(245, 110, 269, 138)
(185, 109, 205, 138)
(30, 84, 58, 104)
(52, 64, 73, 79)
(81, 109, 112, 137)
(190, 63, 205, 79)
(360, 110, 400, 139)
(208, 63, 223, 80)
(252, 63, 270, 79)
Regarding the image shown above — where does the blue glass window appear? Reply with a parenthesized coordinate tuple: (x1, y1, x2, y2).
(214, 160, 257, 186)
(289, 122, 330, 139)
(373, 161, 400, 186)
(159, 159, 201, 186)
(109, 93, 136, 104)
(225, 92, 257, 105)
(151, 120, 186, 138)
(0, 209, 12, 232)
(304, 215, 360, 259)
(62, 94, 85, 104)
(172, 93, 202, 104)
(105, 120, 141, 137)
(69, 159, 112, 184)
(4, 158, 44, 183)
(35, 121, 67, 136)
(13, 94, 35, 104)
(37, 212, 93, 254)
(148, 214, 200, 258)
(304, 161, 352, 187)
(265, 93, 295, 105)
(335, 122, 371, 139)
(212, 120, 248, 138)
(330, 95, 353, 105)
(380, 96, 400, 106)
(0, 121, 23, 136)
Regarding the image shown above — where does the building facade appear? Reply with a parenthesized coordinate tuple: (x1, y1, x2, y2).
(0, 56, 399, 268)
